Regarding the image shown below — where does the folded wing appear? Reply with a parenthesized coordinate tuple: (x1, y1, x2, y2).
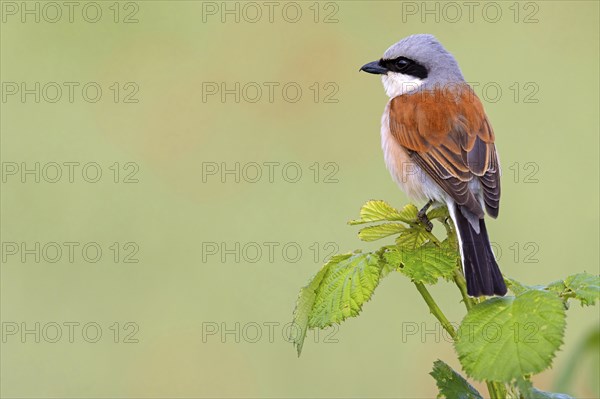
(388, 85, 500, 218)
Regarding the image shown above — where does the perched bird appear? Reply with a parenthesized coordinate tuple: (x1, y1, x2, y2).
(360, 34, 506, 297)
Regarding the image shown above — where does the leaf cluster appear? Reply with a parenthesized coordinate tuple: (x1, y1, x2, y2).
(291, 200, 599, 398)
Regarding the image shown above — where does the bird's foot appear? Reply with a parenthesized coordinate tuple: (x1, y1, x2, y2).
(417, 212, 433, 232)
(417, 201, 434, 232)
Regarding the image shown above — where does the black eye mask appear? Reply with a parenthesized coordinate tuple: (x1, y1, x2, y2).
(379, 57, 428, 79)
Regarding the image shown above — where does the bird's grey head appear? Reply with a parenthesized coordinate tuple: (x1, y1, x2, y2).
(360, 34, 465, 98)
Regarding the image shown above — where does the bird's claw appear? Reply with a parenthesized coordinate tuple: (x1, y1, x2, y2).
(417, 212, 434, 232)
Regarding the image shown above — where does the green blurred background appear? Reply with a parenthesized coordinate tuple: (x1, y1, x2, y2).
(1, 1, 598, 397)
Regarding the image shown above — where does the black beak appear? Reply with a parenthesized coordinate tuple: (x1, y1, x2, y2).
(360, 60, 388, 75)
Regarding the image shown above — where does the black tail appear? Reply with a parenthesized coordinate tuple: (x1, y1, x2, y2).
(452, 205, 507, 297)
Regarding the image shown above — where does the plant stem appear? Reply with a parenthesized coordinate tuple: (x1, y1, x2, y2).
(413, 281, 457, 340)
(486, 380, 508, 399)
(486, 381, 500, 398)
(453, 268, 476, 311)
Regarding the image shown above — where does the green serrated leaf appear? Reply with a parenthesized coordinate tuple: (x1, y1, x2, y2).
(546, 280, 567, 293)
(509, 273, 599, 307)
(455, 290, 566, 382)
(387, 242, 458, 285)
(563, 273, 600, 306)
(430, 360, 483, 399)
(545, 273, 599, 306)
(398, 203, 419, 222)
(290, 260, 333, 356)
(358, 223, 407, 242)
(395, 226, 431, 249)
(427, 205, 449, 221)
(380, 248, 401, 277)
(348, 200, 415, 225)
(382, 247, 402, 266)
(506, 278, 532, 296)
(517, 378, 574, 399)
(308, 252, 384, 329)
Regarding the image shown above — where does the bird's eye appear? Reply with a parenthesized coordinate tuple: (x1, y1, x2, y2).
(395, 58, 410, 68)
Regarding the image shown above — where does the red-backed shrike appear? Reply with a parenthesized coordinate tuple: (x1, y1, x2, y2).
(360, 34, 506, 297)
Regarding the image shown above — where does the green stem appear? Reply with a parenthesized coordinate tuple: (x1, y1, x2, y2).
(453, 268, 476, 311)
(413, 281, 457, 340)
(486, 380, 508, 399)
(486, 381, 499, 398)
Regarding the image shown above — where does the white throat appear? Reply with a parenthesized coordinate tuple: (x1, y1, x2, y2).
(381, 73, 424, 98)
